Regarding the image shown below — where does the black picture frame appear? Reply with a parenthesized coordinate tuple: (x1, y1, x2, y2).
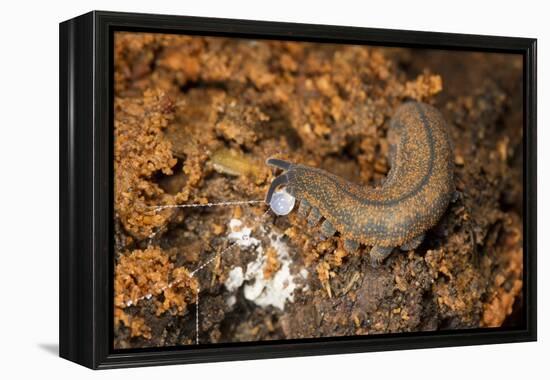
(59, 10, 537, 369)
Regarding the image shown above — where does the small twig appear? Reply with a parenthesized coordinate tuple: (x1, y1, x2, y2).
(342, 272, 361, 296)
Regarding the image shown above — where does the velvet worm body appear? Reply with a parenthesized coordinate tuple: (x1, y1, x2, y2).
(265, 101, 455, 264)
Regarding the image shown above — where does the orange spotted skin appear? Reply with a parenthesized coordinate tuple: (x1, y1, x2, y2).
(266, 102, 454, 249)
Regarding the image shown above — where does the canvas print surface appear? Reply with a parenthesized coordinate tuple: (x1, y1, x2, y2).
(113, 32, 524, 349)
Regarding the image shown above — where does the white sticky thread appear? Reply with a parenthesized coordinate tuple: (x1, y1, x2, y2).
(190, 241, 239, 277)
(151, 200, 264, 212)
(195, 285, 200, 345)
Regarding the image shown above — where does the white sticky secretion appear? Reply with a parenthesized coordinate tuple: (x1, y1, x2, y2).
(224, 267, 244, 292)
(226, 295, 237, 307)
(227, 219, 260, 248)
(269, 188, 296, 216)
(242, 233, 297, 310)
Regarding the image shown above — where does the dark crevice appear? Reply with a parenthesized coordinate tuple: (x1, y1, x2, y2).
(180, 80, 229, 94)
